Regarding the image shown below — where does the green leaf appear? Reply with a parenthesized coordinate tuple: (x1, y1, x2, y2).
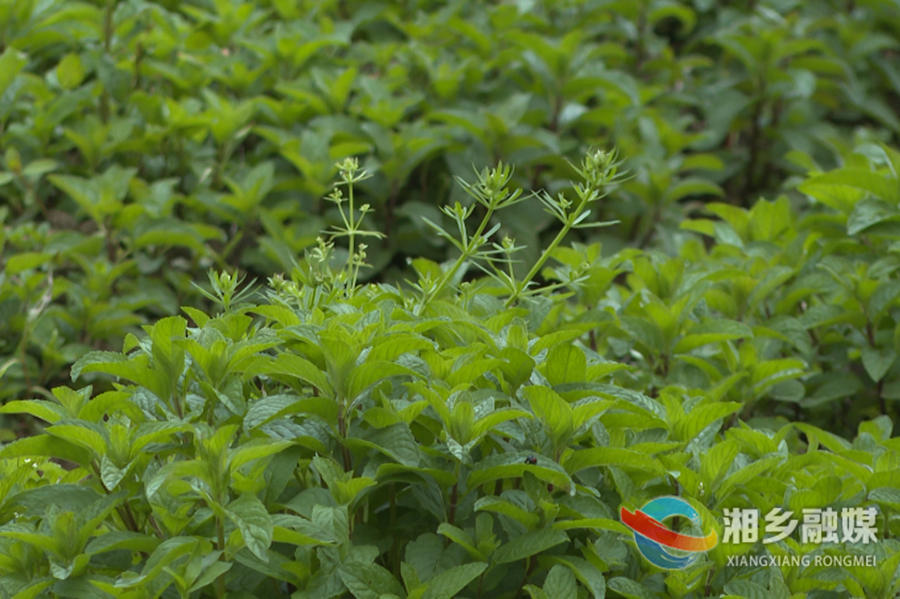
(0, 400, 65, 424)
(664, 178, 723, 202)
(675, 402, 742, 442)
(338, 560, 405, 599)
(861, 347, 895, 382)
(437, 523, 481, 559)
(100, 454, 128, 491)
(723, 580, 773, 599)
(45, 422, 106, 457)
(563, 447, 666, 476)
(57, 53, 86, 89)
(350, 422, 422, 467)
(607, 577, 650, 599)
(847, 198, 900, 235)
(226, 494, 273, 562)
(700, 439, 740, 488)
(675, 320, 753, 353)
(751, 358, 806, 396)
(189, 560, 233, 593)
(6, 252, 52, 274)
(261, 353, 333, 396)
(244, 394, 305, 430)
(84, 531, 158, 557)
(70, 351, 135, 382)
(347, 361, 420, 400)
(229, 439, 292, 473)
(524, 585, 549, 599)
(421, 562, 488, 599)
(551, 557, 606, 599)
(543, 564, 577, 597)
(542, 345, 587, 385)
(524, 386, 574, 446)
(809, 168, 899, 205)
(116, 537, 204, 587)
(716, 456, 782, 499)
(468, 452, 573, 490)
(0, 48, 27, 97)
(869, 487, 900, 509)
(5, 581, 53, 599)
(858, 415, 893, 441)
(493, 528, 568, 564)
(474, 496, 540, 528)
(472, 408, 531, 441)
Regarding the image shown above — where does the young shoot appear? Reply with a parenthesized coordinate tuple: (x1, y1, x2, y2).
(325, 157, 385, 294)
(418, 148, 626, 307)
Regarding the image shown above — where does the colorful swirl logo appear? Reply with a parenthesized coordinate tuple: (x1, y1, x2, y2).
(620, 496, 718, 569)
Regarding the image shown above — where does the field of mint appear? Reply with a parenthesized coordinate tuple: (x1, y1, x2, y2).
(1, 0, 900, 597)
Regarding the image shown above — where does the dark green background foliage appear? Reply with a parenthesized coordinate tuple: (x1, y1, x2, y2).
(1, 0, 900, 597)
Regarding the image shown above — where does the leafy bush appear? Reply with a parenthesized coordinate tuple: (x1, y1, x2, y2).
(2, 0, 900, 407)
(2, 1, 900, 597)
(1, 150, 899, 597)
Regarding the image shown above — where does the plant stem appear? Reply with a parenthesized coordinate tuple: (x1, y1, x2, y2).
(425, 204, 497, 303)
(346, 175, 357, 291)
(338, 405, 352, 471)
(514, 556, 534, 598)
(215, 514, 226, 598)
(447, 481, 458, 526)
(505, 195, 588, 307)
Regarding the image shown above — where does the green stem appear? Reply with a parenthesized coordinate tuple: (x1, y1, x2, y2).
(505, 194, 590, 307)
(215, 513, 226, 598)
(346, 178, 357, 291)
(425, 205, 496, 303)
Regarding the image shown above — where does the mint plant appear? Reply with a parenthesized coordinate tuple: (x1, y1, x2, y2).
(3, 151, 899, 598)
(1, 1, 899, 597)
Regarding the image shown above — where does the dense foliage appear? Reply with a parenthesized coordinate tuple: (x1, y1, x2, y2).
(3, 0, 900, 403)
(1, 0, 899, 598)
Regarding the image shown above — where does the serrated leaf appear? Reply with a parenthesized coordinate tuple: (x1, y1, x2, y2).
(348, 361, 420, 400)
(229, 439, 292, 473)
(751, 359, 806, 396)
(243, 394, 305, 430)
(226, 494, 273, 561)
(262, 353, 333, 396)
(543, 564, 577, 597)
(45, 422, 106, 457)
(338, 560, 405, 599)
(116, 537, 203, 587)
(542, 344, 587, 385)
(607, 577, 650, 599)
(552, 556, 606, 599)
(524, 386, 574, 446)
(0, 400, 65, 424)
(421, 562, 487, 599)
(100, 454, 128, 491)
